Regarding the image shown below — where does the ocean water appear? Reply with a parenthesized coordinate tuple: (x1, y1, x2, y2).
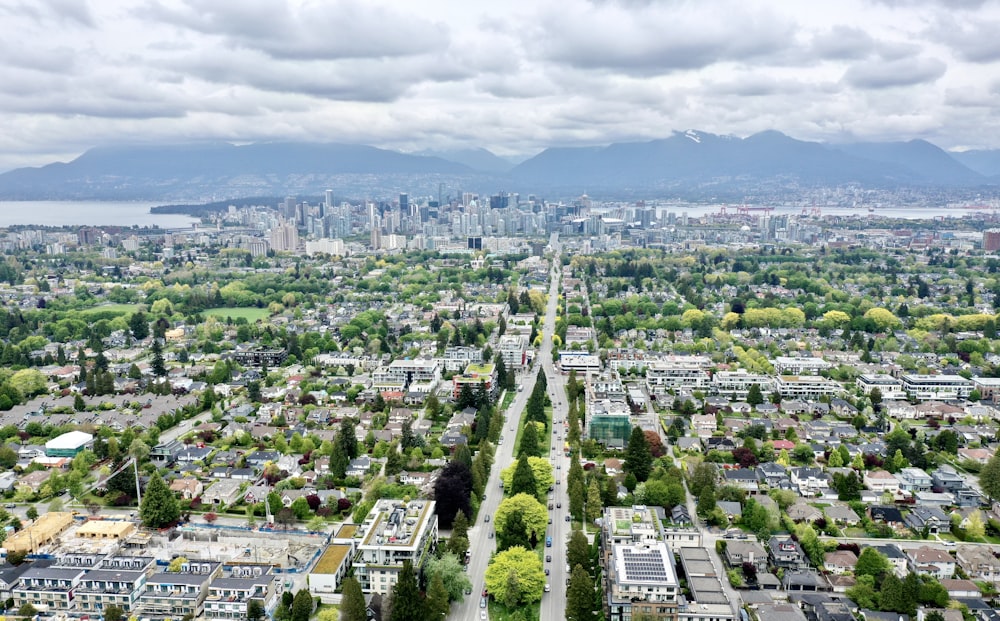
(0, 201, 199, 228)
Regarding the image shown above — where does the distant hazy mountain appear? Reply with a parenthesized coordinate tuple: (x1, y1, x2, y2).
(414, 148, 514, 174)
(0, 132, 994, 201)
(509, 130, 988, 193)
(951, 149, 1000, 178)
(0, 142, 479, 201)
(831, 140, 984, 185)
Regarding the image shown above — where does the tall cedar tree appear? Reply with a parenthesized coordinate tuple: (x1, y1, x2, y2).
(623, 426, 653, 482)
(565, 564, 597, 621)
(389, 561, 425, 621)
(510, 455, 538, 497)
(519, 422, 540, 458)
(139, 473, 180, 528)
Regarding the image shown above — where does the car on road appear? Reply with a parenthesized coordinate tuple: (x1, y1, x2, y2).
(556, 502, 561, 508)
(480, 597, 487, 608)
(544, 568, 550, 575)
(544, 584, 551, 592)
(546, 555, 551, 562)
(481, 611, 488, 620)
(565, 515, 571, 521)
(4, 503, 15, 508)
(548, 517, 552, 524)
(485, 514, 490, 522)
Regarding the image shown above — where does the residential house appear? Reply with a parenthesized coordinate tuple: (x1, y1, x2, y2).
(906, 546, 956, 580)
(169, 477, 204, 500)
(955, 545, 1000, 583)
(787, 502, 823, 523)
(723, 469, 760, 495)
(870, 544, 908, 578)
(768, 536, 810, 570)
(895, 468, 933, 494)
(868, 505, 906, 529)
(823, 504, 860, 526)
(863, 470, 900, 495)
(940, 579, 981, 599)
(724, 541, 768, 573)
(346, 456, 373, 478)
(905, 506, 951, 535)
(790, 467, 830, 496)
(202, 479, 243, 506)
(823, 551, 858, 575)
(756, 463, 791, 490)
(717, 501, 743, 520)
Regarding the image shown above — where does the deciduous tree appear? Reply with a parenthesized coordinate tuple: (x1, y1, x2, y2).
(484, 547, 545, 605)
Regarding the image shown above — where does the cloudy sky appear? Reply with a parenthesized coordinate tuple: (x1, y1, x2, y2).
(1, 0, 999, 171)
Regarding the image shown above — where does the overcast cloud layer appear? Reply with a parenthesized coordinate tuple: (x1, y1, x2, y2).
(1, 0, 999, 171)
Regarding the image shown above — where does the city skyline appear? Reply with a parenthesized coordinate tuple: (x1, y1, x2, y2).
(1, 0, 1000, 172)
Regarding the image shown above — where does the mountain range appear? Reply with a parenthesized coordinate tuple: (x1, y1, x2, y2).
(1, 131, 998, 202)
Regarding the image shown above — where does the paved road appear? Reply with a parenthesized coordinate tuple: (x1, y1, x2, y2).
(451, 239, 572, 621)
(448, 320, 547, 621)
(539, 245, 571, 621)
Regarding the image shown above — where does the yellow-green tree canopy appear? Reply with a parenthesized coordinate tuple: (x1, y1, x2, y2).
(10, 369, 46, 398)
(484, 546, 546, 605)
(500, 457, 555, 499)
(681, 309, 706, 328)
(863, 308, 901, 332)
(495, 493, 548, 540)
(822, 310, 851, 328)
(720, 312, 741, 330)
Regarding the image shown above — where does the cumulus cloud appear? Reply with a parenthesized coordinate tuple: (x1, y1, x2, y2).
(141, 0, 449, 60)
(2, 0, 1000, 169)
(842, 56, 946, 88)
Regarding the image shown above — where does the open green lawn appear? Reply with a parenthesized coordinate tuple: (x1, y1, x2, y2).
(80, 303, 139, 316)
(201, 307, 271, 322)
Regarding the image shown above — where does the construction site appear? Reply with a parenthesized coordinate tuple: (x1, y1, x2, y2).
(6, 512, 327, 574)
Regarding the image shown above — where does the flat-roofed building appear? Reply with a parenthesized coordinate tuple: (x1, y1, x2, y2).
(606, 542, 679, 621)
(204, 566, 281, 621)
(775, 376, 843, 400)
(353, 499, 438, 596)
(900, 374, 973, 400)
(712, 370, 775, 400)
(772, 356, 831, 375)
(646, 357, 712, 396)
(498, 334, 529, 370)
(136, 560, 222, 619)
(856, 374, 907, 400)
(75, 555, 156, 614)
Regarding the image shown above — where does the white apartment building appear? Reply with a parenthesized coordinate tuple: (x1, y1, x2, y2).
(712, 370, 775, 400)
(441, 346, 483, 372)
(372, 359, 441, 388)
(900, 374, 973, 400)
(645, 357, 712, 395)
(856, 374, 907, 400)
(775, 375, 843, 400)
(353, 499, 438, 596)
(498, 333, 529, 370)
(772, 356, 831, 375)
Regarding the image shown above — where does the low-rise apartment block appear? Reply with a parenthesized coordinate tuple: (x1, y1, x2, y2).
(353, 499, 437, 596)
